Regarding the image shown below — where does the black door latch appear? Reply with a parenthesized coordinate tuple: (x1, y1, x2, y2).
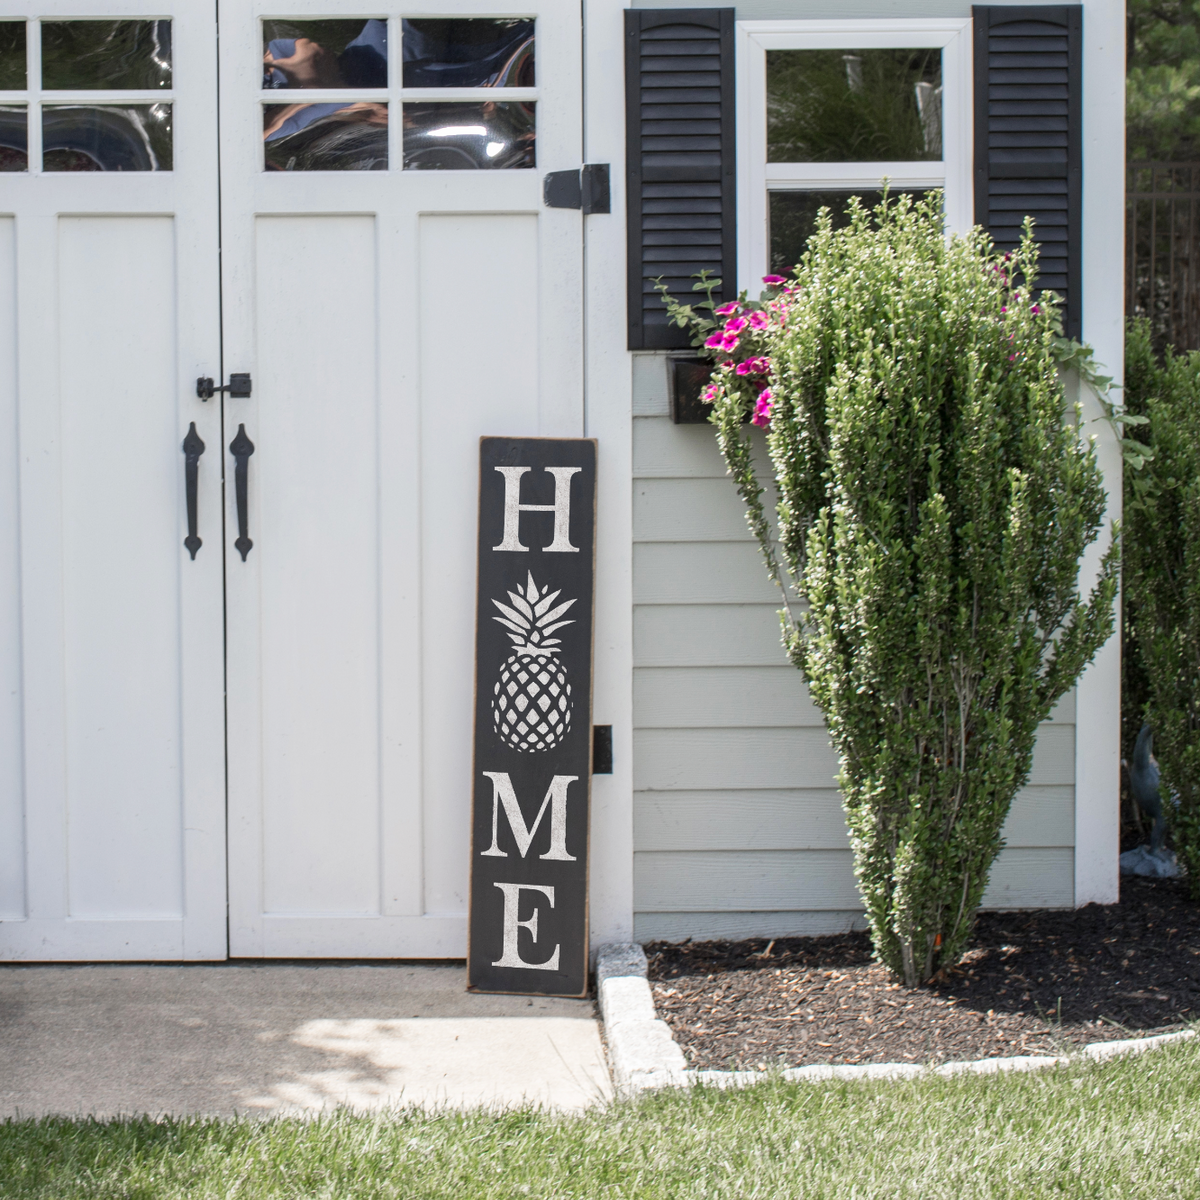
(543, 164, 611, 214)
(196, 373, 252, 400)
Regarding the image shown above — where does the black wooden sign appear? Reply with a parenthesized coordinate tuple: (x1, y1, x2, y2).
(468, 437, 597, 997)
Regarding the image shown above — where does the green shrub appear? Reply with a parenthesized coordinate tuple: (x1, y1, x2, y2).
(1124, 318, 1200, 891)
(663, 195, 1118, 985)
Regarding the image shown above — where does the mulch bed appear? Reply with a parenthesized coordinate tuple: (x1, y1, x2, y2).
(645, 876, 1200, 1071)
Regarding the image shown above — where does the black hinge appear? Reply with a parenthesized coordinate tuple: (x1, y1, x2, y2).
(543, 164, 611, 214)
(592, 725, 613, 774)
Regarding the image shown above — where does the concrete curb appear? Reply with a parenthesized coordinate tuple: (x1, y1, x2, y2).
(594, 943, 1197, 1096)
(595, 944, 687, 1094)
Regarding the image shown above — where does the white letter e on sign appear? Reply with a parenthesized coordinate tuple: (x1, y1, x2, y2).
(491, 882, 560, 971)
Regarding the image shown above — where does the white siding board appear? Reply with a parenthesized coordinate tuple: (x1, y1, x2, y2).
(633, 542, 789, 604)
(1049, 689, 1076, 724)
(636, 910, 867, 942)
(982, 848, 1074, 909)
(634, 724, 1070, 797)
(1029, 725, 1075, 787)
(635, 478, 761, 542)
(635, 666, 819, 728)
(634, 784, 1073, 853)
(635, 604, 788, 667)
(635, 727, 838, 791)
(632, 355, 670, 417)
(634, 844, 1074, 927)
(1001, 786, 1075, 848)
(634, 416, 729, 479)
(635, 849, 861, 911)
(636, 789, 848, 851)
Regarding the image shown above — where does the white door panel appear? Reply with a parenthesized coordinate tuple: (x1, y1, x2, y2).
(0, 3, 226, 960)
(221, 3, 583, 956)
(1, 1, 586, 962)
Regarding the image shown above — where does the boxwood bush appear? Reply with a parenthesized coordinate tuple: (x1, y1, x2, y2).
(1124, 318, 1200, 892)
(662, 194, 1118, 985)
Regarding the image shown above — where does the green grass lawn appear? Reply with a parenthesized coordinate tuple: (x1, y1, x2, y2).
(4, 1042, 1200, 1199)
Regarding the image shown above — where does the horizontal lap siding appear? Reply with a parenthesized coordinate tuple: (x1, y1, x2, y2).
(632, 410, 1078, 940)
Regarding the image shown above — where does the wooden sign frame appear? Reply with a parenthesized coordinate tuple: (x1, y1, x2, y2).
(467, 437, 597, 996)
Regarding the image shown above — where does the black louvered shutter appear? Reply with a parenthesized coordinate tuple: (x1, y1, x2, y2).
(973, 5, 1082, 339)
(625, 9, 736, 351)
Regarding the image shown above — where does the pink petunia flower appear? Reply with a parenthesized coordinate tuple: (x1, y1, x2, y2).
(714, 301, 741, 315)
(748, 311, 770, 330)
(762, 275, 786, 285)
(704, 332, 725, 349)
(724, 316, 748, 334)
(701, 384, 717, 403)
(751, 388, 773, 428)
(736, 356, 771, 376)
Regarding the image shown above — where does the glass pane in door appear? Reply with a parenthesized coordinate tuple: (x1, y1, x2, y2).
(262, 19, 387, 89)
(402, 101, 534, 170)
(0, 106, 26, 171)
(43, 103, 172, 171)
(263, 101, 387, 171)
(0, 23, 26, 90)
(41, 20, 172, 90)
(401, 19, 534, 88)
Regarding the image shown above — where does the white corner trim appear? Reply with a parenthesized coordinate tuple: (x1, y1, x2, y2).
(597, 944, 1196, 1094)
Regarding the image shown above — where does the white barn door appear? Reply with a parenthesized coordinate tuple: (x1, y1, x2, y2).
(0, 4, 226, 959)
(219, 3, 583, 956)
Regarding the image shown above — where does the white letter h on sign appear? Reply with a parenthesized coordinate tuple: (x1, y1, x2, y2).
(493, 466, 581, 553)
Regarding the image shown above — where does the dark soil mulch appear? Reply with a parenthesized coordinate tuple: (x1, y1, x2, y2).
(645, 876, 1200, 1070)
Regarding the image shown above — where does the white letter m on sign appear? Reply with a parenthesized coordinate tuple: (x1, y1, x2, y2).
(480, 772, 578, 861)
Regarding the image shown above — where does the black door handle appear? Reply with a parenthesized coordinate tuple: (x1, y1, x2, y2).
(230, 424, 255, 561)
(182, 421, 205, 560)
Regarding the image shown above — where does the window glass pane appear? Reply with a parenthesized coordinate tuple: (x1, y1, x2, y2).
(0, 24, 26, 90)
(0, 105, 26, 171)
(402, 19, 534, 88)
(767, 48, 941, 163)
(403, 102, 534, 169)
(264, 102, 387, 170)
(43, 104, 172, 171)
(262, 19, 387, 89)
(41, 21, 171, 91)
(769, 189, 932, 275)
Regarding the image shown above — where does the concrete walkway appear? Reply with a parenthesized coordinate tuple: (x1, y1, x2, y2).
(0, 962, 612, 1118)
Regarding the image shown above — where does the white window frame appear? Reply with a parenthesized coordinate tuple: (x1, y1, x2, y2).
(736, 18, 973, 293)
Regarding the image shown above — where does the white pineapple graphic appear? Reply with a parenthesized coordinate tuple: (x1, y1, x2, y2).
(491, 572, 576, 753)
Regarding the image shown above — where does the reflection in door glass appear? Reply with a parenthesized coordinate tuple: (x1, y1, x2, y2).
(402, 19, 533, 88)
(43, 104, 172, 171)
(264, 102, 387, 171)
(262, 19, 387, 88)
(41, 21, 171, 91)
(0, 24, 26, 90)
(766, 48, 941, 163)
(403, 102, 534, 170)
(769, 189, 932, 275)
(0, 106, 26, 171)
